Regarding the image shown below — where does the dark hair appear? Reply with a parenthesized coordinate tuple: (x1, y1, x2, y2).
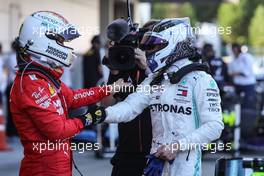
(202, 43, 213, 51)
(91, 35, 100, 45)
(142, 19, 160, 30)
(11, 41, 17, 50)
(231, 43, 241, 52)
(202, 43, 214, 57)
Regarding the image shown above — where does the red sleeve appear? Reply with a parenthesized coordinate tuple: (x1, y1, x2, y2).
(22, 79, 84, 141)
(61, 83, 110, 109)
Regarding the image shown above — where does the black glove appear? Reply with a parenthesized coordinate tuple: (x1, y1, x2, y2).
(69, 106, 106, 127)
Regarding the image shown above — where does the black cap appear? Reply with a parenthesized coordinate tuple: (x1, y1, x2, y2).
(107, 18, 129, 42)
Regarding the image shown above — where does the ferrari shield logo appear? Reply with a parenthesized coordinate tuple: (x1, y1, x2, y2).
(48, 84, 56, 97)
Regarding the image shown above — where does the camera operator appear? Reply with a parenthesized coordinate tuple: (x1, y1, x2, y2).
(102, 20, 158, 176)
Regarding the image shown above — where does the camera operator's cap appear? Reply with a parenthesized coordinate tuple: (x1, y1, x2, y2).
(107, 18, 129, 42)
(139, 31, 168, 55)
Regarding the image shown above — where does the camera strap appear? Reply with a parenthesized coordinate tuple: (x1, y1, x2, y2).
(150, 63, 210, 85)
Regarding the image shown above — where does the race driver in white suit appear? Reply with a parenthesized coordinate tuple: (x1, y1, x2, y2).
(89, 18, 224, 176)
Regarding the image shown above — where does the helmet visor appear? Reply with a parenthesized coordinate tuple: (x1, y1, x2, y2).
(57, 25, 80, 41)
(46, 24, 80, 48)
(139, 32, 168, 54)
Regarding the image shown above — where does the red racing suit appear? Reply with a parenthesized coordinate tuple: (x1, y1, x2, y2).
(10, 65, 109, 176)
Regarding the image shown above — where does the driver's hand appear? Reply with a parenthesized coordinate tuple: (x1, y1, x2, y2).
(135, 48, 147, 70)
(155, 143, 179, 161)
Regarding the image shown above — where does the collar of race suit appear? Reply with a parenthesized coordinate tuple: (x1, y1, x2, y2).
(17, 62, 63, 89)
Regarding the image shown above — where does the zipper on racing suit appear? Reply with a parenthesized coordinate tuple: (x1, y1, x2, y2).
(138, 119, 143, 152)
(135, 70, 143, 152)
(186, 150, 191, 161)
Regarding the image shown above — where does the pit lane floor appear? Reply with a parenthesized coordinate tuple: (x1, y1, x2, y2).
(0, 139, 263, 176)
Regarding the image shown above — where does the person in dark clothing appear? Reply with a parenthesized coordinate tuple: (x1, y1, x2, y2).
(107, 66, 152, 176)
(101, 20, 158, 176)
(102, 48, 152, 176)
(82, 35, 103, 88)
(202, 43, 229, 92)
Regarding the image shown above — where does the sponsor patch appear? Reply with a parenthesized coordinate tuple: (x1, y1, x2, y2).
(85, 113, 93, 126)
(209, 102, 219, 107)
(39, 99, 52, 108)
(149, 103, 192, 115)
(209, 80, 216, 88)
(208, 107, 221, 112)
(35, 95, 49, 104)
(179, 79, 187, 85)
(32, 87, 45, 99)
(45, 46, 68, 60)
(206, 88, 217, 92)
(30, 86, 49, 105)
(178, 84, 188, 89)
(174, 98, 191, 104)
(48, 84, 56, 97)
(53, 99, 64, 115)
(74, 91, 95, 99)
(207, 98, 218, 102)
(177, 89, 188, 97)
(206, 92, 219, 97)
(29, 74, 38, 80)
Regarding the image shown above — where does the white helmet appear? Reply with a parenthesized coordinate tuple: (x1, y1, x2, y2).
(17, 11, 80, 68)
(139, 17, 197, 73)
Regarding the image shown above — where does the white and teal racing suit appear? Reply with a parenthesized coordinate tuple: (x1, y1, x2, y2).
(105, 59, 224, 176)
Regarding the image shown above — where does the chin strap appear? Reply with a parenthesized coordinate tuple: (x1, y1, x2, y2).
(150, 63, 210, 86)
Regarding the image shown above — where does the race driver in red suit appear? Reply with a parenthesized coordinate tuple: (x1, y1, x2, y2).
(10, 11, 127, 176)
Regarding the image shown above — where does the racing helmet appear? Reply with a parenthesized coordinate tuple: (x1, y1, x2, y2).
(17, 11, 80, 68)
(139, 17, 196, 73)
